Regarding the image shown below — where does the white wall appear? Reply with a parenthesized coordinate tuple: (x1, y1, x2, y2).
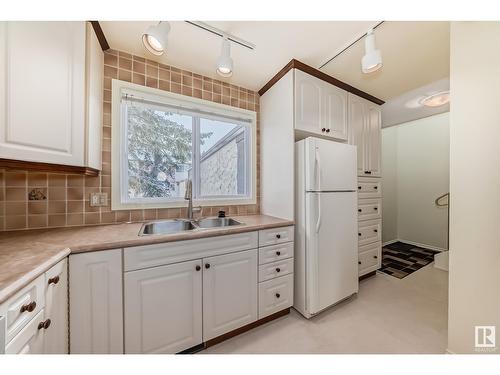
(381, 112, 450, 250)
(448, 22, 500, 354)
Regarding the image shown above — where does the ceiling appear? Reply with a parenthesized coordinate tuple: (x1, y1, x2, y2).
(321, 21, 450, 101)
(100, 21, 379, 92)
(381, 78, 450, 128)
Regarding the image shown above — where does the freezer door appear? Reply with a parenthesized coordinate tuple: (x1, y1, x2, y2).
(305, 192, 358, 315)
(305, 137, 357, 192)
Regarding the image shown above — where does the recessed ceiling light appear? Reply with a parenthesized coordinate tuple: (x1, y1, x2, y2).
(216, 36, 233, 78)
(361, 29, 382, 74)
(142, 21, 170, 56)
(420, 91, 450, 107)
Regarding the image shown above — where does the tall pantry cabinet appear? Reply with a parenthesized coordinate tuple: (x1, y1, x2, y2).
(260, 61, 383, 278)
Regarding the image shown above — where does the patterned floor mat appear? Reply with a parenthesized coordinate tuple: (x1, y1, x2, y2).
(380, 241, 440, 279)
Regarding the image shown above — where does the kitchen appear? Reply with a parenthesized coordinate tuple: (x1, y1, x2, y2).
(0, 5, 500, 373)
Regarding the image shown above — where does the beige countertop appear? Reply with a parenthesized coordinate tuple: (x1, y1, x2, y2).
(0, 215, 293, 304)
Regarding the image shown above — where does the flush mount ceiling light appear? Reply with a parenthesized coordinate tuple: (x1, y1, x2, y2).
(420, 91, 450, 107)
(142, 21, 171, 56)
(216, 36, 233, 77)
(361, 28, 383, 74)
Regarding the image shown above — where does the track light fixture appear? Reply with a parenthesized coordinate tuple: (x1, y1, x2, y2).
(361, 28, 382, 74)
(142, 21, 170, 56)
(216, 36, 233, 77)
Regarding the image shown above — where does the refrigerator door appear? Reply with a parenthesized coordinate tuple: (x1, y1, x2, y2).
(304, 137, 357, 192)
(305, 191, 358, 315)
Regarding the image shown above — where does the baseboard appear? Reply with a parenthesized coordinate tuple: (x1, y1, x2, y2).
(384, 238, 447, 252)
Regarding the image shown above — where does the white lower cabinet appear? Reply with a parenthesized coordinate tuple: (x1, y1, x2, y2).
(202, 249, 258, 341)
(258, 274, 294, 319)
(5, 310, 46, 354)
(69, 249, 123, 354)
(124, 260, 203, 354)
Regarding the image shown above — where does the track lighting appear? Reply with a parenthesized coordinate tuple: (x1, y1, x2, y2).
(142, 21, 170, 56)
(361, 28, 382, 74)
(216, 36, 233, 77)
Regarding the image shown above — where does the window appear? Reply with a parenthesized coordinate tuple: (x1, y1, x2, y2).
(111, 80, 256, 210)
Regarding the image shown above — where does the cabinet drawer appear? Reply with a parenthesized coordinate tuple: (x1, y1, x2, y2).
(5, 309, 45, 354)
(125, 231, 258, 271)
(258, 274, 293, 319)
(258, 242, 294, 265)
(258, 226, 294, 247)
(358, 242, 381, 276)
(0, 274, 45, 344)
(358, 198, 381, 221)
(357, 177, 381, 198)
(258, 258, 294, 282)
(358, 219, 381, 246)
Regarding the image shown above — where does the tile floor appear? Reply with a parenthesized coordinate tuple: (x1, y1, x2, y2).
(203, 264, 448, 354)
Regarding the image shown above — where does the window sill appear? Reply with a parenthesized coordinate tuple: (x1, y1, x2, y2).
(111, 197, 257, 211)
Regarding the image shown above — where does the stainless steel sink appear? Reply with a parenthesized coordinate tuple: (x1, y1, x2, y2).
(195, 217, 242, 228)
(139, 219, 196, 236)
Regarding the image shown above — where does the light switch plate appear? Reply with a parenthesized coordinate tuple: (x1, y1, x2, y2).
(89, 192, 108, 207)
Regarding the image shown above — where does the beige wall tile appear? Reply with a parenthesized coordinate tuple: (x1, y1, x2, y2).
(28, 201, 47, 215)
(28, 173, 47, 187)
(5, 172, 27, 187)
(28, 214, 47, 228)
(67, 213, 84, 226)
(6, 187, 26, 201)
(48, 214, 66, 227)
(49, 201, 66, 214)
(6, 215, 26, 230)
(6, 202, 26, 215)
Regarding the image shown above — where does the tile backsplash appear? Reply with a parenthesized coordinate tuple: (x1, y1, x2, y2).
(0, 49, 260, 231)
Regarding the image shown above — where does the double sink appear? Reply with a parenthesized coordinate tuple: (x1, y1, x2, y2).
(139, 217, 242, 236)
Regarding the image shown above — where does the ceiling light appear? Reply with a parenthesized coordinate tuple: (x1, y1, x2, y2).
(361, 28, 382, 74)
(142, 21, 170, 56)
(420, 91, 450, 107)
(216, 36, 233, 77)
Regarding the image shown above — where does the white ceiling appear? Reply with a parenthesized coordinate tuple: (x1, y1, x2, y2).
(321, 21, 450, 101)
(100, 21, 378, 92)
(381, 78, 450, 128)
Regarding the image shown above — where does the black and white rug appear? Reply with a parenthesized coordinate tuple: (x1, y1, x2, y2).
(380, 241, 440, 279)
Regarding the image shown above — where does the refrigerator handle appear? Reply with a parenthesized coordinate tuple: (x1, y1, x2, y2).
(315, 147, 322, 191)
(316, 193, 321, 233)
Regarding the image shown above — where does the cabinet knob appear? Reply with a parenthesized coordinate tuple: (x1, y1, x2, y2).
(276, 268, 281, 273)
(276, 251, 281, 256)
(275, 293, 281, 299)
(48, 275, 60, 285)
(365, 171, 372, 175)
(374, 186, 378, 190)
(326, 129, 330, 133)
(205, 263, 210, 269)
(321, 128, 326, 132)
(37, 319, 51, 330)
(358, 233, 361, 236)
(358, 209, 362, 212)
(20, 301, 36, 313)
(358, 261, 361, 265)
(374, 255, 378, 259)
(358, 186, 361, 190)
(195, 265, 201, 271)
(276, 234, 281, 239)
(374, 207, 378, 211)
(374, 229, 378, 233)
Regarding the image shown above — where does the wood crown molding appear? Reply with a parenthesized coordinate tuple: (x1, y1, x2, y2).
(0, 159, 100, 177)
(90, 21, 110, 51)
(258, 59, 385, 105)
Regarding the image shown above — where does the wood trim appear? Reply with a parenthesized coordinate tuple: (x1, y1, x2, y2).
(359, 270, 377, 281)
(204, 308, 290, 348)
(89, 21, 110, 51)
(0, 159, 100, 176)
(258, 59, 385, 105)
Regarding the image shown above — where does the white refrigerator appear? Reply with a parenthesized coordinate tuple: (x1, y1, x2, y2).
(294, 137, 358, 319)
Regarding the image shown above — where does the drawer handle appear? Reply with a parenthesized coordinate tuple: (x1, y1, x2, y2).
(374, 207, 378, 211)
(358, 186, 361, 190)
(326, 129, 330, 133)
(275, 293, 281, 299)
(48, 275, 60, 285)
(205, 263, 210, 269)
(365, 171, 372, 174)
(358, 209, 362, 212)
(358, 233, 361, 236)
(195, 265, 201, 271)
(276, 268, 281, 273)
(276, 234, 281, 239)
(374, 229, 378, 233)
(374, 186, 378, 190)
(358, 261, 361, 265)
(20, 301, 36, 313)
(276, 251, 281, 256)
(374, 255, 378, 259)
(37, 319, 51, 330)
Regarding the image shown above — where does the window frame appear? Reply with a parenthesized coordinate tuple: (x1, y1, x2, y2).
(111, 79, 257, 211)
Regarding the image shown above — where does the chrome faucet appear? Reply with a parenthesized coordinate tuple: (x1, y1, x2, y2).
(184, 179, 194, 220)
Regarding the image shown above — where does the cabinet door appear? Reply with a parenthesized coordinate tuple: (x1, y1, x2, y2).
(348, 93, 367, 176)
(124, 260, 202, 354)
(44, 258, 68, 354)
(322, 82, 348, 140)
(203, 249, 258, 341)
(365, 103, 382, 177)
(5, 309, 45, 354)
(0, 21, 85, 166)
(295, 69, 322, 135)
(69, 249, 123, 354)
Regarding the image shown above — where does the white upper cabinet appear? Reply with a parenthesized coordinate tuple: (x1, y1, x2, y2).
(348, 93, 382, 177)
(294, 69, 348, 140)
(0, 21, 102, 170)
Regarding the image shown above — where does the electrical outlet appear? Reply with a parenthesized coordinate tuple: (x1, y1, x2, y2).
(89, 192, 108, 207)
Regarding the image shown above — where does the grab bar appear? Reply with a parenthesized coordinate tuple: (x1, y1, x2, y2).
(435, 192, 449, 207)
